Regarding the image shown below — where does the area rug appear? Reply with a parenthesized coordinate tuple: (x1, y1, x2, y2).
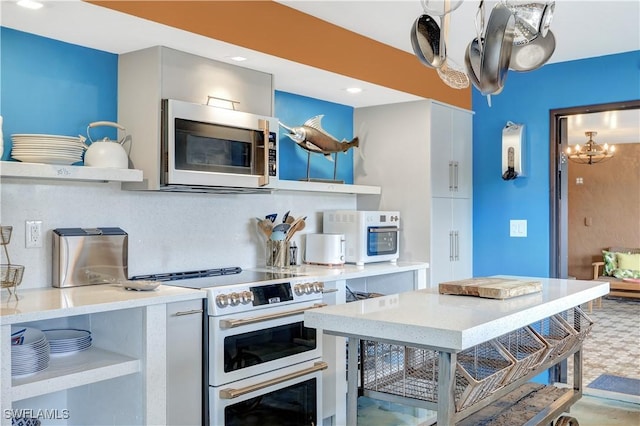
(588, 374, 640, 396)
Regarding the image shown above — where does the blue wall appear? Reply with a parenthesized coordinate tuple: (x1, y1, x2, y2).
(275, 90, 354, 184)
(0, 27, 118, 159)
(472, 51, 640, 277)
(0, 28, 356, 183)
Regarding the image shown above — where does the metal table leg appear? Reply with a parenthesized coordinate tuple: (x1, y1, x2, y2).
(347, 336, 359, 426)
(437, 350, 457, 425)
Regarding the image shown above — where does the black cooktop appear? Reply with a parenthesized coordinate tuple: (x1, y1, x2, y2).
(131, 267, 302, 289)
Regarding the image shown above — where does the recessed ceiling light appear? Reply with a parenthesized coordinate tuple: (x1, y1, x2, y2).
(346, 87, 363, 94)
(228, 56, 247, 62)
(17, 0, 44, 10)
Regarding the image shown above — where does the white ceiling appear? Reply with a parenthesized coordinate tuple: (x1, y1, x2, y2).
(1, 0, 639, 144)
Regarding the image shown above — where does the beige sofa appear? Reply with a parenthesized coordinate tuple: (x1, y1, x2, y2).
(592, 247, 640, 299)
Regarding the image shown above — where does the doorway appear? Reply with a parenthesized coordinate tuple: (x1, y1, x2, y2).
(549, 99, 640, 401)
(549, 99, 640, 278)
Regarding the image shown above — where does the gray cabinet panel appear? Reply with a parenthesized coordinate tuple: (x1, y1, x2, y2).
(166, 299, 204, 426)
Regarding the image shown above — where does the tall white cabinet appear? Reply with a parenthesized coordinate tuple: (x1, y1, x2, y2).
(355, 99, 473, 287)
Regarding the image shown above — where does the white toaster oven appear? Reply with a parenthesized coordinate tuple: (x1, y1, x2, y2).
(323, 210, 400, 265)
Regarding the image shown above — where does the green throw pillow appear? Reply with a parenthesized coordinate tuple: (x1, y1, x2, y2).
(616, 252, 640, 271)
(612, 268, 640, 279)
(602, 250, 617, 276)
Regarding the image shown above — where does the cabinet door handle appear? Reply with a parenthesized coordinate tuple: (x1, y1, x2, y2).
(219, 361, 328, 399)
(455, 231, 460, 261)
(449, 231, 454, 261)
(173, 309, 203, 316)
(454, 161, 459, 192)
(448, 161, 453, 191)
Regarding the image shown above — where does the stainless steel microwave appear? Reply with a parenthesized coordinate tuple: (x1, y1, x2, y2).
(161, 99, 279, 191)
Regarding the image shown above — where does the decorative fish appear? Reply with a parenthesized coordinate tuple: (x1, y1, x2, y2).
(279, 115, 359, 161)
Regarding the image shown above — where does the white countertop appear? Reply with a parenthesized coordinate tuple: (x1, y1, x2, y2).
(0, 284, 205, 325)
(250, 261, 429, 280)
(0, 261, 426, 325)
(305, 276, 609, 351)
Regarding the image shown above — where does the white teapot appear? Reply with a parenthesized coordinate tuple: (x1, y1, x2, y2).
(84, 121, 129, 169)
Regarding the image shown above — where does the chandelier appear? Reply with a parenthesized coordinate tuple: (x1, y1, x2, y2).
(566, 131, 615, 165)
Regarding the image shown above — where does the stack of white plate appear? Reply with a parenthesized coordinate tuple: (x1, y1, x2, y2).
(11, 326, 50, 376)
(10, 134, 85, 165)
(44, 329, 92, 354)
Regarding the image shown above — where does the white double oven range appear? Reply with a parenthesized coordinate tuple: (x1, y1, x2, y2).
(140, 268, 327, 426)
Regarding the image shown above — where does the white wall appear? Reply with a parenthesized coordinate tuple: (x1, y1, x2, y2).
(0, 178, 356, 289)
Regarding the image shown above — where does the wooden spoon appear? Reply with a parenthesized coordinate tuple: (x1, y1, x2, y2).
(256, 218, 273, 238)
(285, 216, 306, 242)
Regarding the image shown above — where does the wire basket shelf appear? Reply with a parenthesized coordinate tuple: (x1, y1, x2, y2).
(361, 339, 516, 412)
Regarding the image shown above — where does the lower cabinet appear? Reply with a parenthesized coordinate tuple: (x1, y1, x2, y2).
(166, 299, 204, 426)
(1, 299, 205, 426)
(431, 197, 472, 287)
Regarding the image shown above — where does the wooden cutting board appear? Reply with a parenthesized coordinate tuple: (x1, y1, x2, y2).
(439, 277, 542, 300)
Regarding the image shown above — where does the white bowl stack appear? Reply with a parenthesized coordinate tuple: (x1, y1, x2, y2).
(11, 326, 50, 376)
(10, 134, 85, 165)
(43, 329, 92, 354)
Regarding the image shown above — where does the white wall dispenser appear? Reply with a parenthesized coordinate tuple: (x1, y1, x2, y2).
(502, 121, 525, 180)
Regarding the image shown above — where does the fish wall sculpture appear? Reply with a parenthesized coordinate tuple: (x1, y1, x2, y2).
(279, 115, 359, 161)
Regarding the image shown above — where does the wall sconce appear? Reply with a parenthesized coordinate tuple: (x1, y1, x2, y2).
(502, 121, 525, 180)
(206, 96, 239, 110)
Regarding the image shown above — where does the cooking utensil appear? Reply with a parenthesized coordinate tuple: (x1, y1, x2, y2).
(273, 223, 291, 234)
(479, 3, 516, 95)
(509, 30, 556, 71)
(265, 213, 277, 223)
(465, 37, 483, 90)
(285, 216, 307, 242)
(410, 14, 445, 69)
(84, 121, 130, 169)
(502, 1, 555, 45)
(420, 0, 463, 16)
(256, 218, 273, 239)
(436, 9, 469, 89)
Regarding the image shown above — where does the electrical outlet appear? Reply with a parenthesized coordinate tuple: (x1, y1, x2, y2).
(509, 220, 527, 238)
(26, 220, 43, 248)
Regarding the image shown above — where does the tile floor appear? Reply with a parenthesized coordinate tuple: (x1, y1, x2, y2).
(570, 296, 640, 397)
(357, 296, 640, 425)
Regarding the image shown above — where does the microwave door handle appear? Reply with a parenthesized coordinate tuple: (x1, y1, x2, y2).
(219, 361, 328, 399)
(258, 119, 269, 187)
(219, 303, 328, 329)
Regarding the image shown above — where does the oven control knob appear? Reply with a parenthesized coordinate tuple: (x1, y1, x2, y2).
(216, 294, 229, 308)
(241, 291, 254, 304)
(229, 292, 241, 306)
(304, 283, 313, 295)
(294, 284, 305, 296)
(313, 282, 324, 293)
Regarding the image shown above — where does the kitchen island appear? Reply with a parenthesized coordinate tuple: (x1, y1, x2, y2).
(305, 276, 609, 425)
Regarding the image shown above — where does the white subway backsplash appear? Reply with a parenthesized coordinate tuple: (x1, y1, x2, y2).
(0, 178, 356, 289)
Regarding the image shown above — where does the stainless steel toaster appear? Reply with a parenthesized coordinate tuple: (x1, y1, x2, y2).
(52, 227, 128, 288)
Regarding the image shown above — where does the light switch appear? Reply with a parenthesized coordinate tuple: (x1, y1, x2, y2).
(510, 220, 527, 237)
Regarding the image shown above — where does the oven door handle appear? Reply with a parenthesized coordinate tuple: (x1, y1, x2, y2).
(368, 227, 401, 233)
(219, 303, 328, 329)
(219, 361, 328, 399)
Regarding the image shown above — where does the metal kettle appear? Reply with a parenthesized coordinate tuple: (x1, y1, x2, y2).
(83, 121, 129, 168)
